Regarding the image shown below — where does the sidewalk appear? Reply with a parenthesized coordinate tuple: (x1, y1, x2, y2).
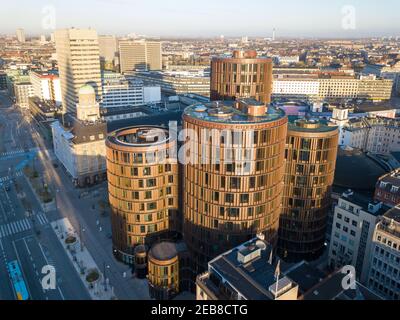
(51, 218, 116, 300)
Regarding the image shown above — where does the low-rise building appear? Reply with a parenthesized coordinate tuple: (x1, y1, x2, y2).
(374, 170, 400, 208)
(100, 105, 150, 123)
(14, 82, 34, 108)
(28, 96, 60, 123)
(101, 72, 161, 108)
(196, 236, 299, 301)
(51, 85, 107, 187)
(331, 109, 400, 155)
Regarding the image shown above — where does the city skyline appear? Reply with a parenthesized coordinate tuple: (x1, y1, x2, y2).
(1, 0, 400, 38)
(1, 1, 400, 305)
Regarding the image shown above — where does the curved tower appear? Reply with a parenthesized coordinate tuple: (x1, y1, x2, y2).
(278, 118, 339, 262)
(182, 99, 288, 272)
(210, 50, 273, 104)
(106, 126, 179, 264)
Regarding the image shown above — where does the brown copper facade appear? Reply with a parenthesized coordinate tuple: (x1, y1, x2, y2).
(148, 242, 180, 300)
(106, 126, 179, 265)
(278, 119, 339, 262)
(182, 100, 288, 273)
(210, 50, 273, 104)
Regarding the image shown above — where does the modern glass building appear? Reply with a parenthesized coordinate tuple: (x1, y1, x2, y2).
(106, 126, 179, 264)
(210, 50, 273, 104)
(278, 118, 339, 262)
(182, 99, 288, 273)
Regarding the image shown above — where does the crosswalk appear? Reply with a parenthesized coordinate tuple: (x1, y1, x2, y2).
(0, 149, 25, 157)
(36, 213, 49, 225)
(0, 147, 40, 160)
(0, 171, 23, 184)
(0, 213, 49, 238)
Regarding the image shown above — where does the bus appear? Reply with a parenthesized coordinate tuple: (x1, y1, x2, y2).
(7, 260, 29, 300)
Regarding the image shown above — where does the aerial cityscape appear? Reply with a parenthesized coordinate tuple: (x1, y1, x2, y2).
(1, 0, 400, 309)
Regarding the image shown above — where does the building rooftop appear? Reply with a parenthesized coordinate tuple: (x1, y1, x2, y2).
(334, 147, 388, 194)
(107, 126, 171, 147)
(384, 206, 400, 224)
(302, 268, 383, 300)
(340, 190, 389, 216)
(205, 237, 297, 300)
(376, 170, 400, 195)
(56, 114, 107, 144)
(288, 116, 338, 133)
(150, 242, 178, 261)
(183, 99, 286, 125)
(283, 261, 326, 295)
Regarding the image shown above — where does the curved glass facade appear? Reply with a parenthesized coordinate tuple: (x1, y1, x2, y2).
(278, 119, 339, 262)
(106, 126, 179, 264)
(182, 101, 288, 273)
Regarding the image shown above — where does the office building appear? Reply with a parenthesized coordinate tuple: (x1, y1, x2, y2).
(367, 207, 400, 300)
(51, 85, 107, 187)
(182, 99, 288, 273)
(29, 70, 62, 105)
(119, 40, 162, 73)
(328, 190, 386, 284)
(278, 118, 339, 262)
(210, 50, 273, 103)
(98, 35, 118, 70)
(105, 126, 179, 264)
(374, 170, 400, 208)
(101, 72, 145, 108)
(131, 70, 210, 97)
(272, 73, 393, 102)
(16, 28, 25, 43)
(55, 28, 102, 115)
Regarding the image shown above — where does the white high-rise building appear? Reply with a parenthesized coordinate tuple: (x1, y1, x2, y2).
(16, 28, 26, 43)
(55, 28, 102, 115)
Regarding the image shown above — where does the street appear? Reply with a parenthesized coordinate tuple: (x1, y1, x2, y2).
(0, 91, 149, 300)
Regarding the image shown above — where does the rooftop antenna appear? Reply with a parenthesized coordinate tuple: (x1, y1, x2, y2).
(268, 249, 273, 265)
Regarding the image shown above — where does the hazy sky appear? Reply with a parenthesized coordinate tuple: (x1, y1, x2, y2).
(2, 0, 399, 38)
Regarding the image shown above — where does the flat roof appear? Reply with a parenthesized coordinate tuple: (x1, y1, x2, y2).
(184, 100, 286, 125)
(150, 242, 178, 261)
(384, 206, 400, 223)
(303, 269, 383, 300)
(288, 116, 338, 133)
